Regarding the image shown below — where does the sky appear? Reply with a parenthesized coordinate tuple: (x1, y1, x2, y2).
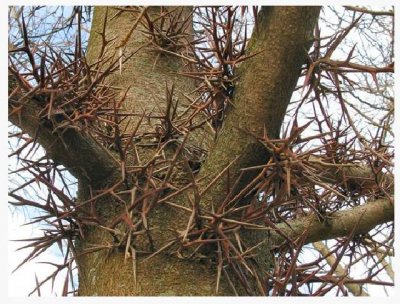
(8, 209, 71, 296)
(2, 0, 400, 302)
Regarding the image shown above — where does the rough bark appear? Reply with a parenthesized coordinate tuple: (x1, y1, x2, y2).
(9, 5, 394, 296)
(199, 6, 321, 207)
(195, 6, 321, 291)
(76, 6, 230, 296)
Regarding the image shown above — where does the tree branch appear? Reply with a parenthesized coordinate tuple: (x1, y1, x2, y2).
(307, 155, 393, 193)
(9, 75, 120, 185)
(343, 6, 394, 17)
(313, 241, 369, 296)
(199, 7, 321, 206)
(271, 198, 393, 245)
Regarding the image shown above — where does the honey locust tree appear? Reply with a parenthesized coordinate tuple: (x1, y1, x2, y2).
(8, 6, 394, 296)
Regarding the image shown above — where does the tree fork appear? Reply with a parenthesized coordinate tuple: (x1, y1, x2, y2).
(10, 6, 393, 296)
(199, 7, 321, 207)
(78, 6, 324, 296)
(76, 6, 231, 296)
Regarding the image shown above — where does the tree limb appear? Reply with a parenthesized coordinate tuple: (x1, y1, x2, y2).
(313, 241, 369, 296)
(362, 239, 394, 282)
(343, 6, 394, 17)
(271, 198, 393, 245)
(9, 75, 120, 185)
(307, 155, 393, 194)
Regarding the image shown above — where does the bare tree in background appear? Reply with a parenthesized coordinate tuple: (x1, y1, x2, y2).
(8, 5, 394, 296)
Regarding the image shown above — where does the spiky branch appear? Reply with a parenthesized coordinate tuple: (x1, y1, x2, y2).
(8, 5, 394, 296)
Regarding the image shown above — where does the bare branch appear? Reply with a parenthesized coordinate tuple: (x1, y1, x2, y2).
(272, 198, 393, 245)
(313, 241, 369, 296)
(343, 6, 394, 17)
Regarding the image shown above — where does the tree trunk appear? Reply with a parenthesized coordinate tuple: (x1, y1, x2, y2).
(74, 6, 320, 296)
(76, 6, 231, 296)
(8, 5, 395, 296)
